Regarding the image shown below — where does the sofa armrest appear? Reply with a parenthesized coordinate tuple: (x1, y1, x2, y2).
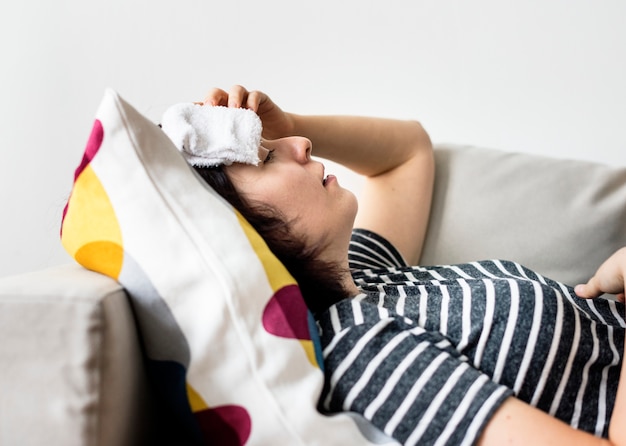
(0, 264, 155, 446)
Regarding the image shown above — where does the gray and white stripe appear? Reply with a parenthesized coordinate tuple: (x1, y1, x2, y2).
(318, 229, 626, 445)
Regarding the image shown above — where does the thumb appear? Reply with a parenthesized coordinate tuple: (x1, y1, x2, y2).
(574, 276, 604, 299)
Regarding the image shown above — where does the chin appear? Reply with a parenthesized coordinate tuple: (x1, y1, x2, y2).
(345, 192, 359, 219)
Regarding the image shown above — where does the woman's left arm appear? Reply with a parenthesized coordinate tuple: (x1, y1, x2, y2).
(289, 114, 434, 265)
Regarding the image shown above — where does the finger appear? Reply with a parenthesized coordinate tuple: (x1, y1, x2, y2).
(228, 85, 249, 108)
(245, 90, 264, 113)
(204, 88, 228, 106)
(574, 277, 603, 299)
(574, 284, 591, 298)
(617, 293, 625, 303)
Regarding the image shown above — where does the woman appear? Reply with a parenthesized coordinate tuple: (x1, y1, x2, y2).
(190, 85, 625, 445)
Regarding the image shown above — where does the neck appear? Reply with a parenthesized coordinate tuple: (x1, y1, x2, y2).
(320, 240, 360, 297)
(342, 275, 360, 297)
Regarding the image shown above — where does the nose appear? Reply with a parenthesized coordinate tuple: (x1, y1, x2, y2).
(284, 136, 312, 164)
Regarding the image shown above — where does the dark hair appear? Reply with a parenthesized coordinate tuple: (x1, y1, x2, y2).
(194, 165, 351, 315)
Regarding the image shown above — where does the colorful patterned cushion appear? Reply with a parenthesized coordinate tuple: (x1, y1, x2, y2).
(60, 89, 391, 445)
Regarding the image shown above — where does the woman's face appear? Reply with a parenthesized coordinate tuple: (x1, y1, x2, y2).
(225, 137, 358, 257)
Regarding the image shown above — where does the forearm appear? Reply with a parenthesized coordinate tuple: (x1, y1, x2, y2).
(287, 113, 432, 177)
(479, 397, 611, 446)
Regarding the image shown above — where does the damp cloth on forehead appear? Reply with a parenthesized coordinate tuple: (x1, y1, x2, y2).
(160, 103, 262, 167)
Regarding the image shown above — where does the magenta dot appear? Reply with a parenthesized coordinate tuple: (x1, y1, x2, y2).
(262, 285, 311, 340)
(195, 405, 251, 446)
(62, 119, 105, 236)
(74, 119, 104, 180)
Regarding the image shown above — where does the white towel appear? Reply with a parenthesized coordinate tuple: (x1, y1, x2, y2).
(160, 103, 262, 167)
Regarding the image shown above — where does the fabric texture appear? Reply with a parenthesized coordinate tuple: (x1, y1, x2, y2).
(317, 229, 626, 445)
(0, 264, 153, 446)
(421, 145, 626, 290)
(59, 89, 393, 445)
(160, 103, 262, 167)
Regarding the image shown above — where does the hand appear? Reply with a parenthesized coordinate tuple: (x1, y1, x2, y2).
(575, 247, 626, 302)
(202, 85, 294, 140)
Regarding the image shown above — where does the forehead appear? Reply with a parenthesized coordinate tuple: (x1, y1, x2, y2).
(223, 155, 263, 185)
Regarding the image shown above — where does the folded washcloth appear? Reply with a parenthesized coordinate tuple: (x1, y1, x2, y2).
(160, 103, 262, 167)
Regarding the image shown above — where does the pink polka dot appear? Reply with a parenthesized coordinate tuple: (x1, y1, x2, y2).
(74, 119, 104, 180)
(61, 119, 105, 235)
(262, 285, 311, 340)
(195, 405, 251, 446)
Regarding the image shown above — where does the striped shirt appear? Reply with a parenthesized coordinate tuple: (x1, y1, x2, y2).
(316, 229, 626, 445)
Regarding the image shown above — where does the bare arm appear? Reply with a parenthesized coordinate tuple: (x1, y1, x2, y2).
(479, 397, 611, 446)
(288, 114, 434, 265)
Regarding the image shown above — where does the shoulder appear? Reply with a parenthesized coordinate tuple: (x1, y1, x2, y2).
(349, 228, 408, 270)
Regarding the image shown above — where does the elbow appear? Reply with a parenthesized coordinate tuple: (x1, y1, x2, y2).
(412, 120, 433, 153)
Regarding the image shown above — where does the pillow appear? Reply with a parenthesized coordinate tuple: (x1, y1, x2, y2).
(421, 144, 626, 290)
(60, 89, 394, 445)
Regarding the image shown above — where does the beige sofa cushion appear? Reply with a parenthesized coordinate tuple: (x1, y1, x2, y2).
(422, 144, 626, 289)
(0, 264, 154, 446)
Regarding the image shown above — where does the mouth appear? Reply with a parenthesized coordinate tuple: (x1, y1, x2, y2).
(320, 163, 336, 187)
(322, 174, 336, 187)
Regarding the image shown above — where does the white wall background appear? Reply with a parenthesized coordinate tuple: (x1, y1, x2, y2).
(1, 0, 625, 277)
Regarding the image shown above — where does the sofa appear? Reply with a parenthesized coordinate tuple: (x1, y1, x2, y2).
(2, 140, 626, 445)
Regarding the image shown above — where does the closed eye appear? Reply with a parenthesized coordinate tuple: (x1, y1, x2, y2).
(264, 149, 276, 164)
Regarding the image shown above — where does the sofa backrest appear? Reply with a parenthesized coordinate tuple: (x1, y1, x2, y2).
(422, 144, 626, 289)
